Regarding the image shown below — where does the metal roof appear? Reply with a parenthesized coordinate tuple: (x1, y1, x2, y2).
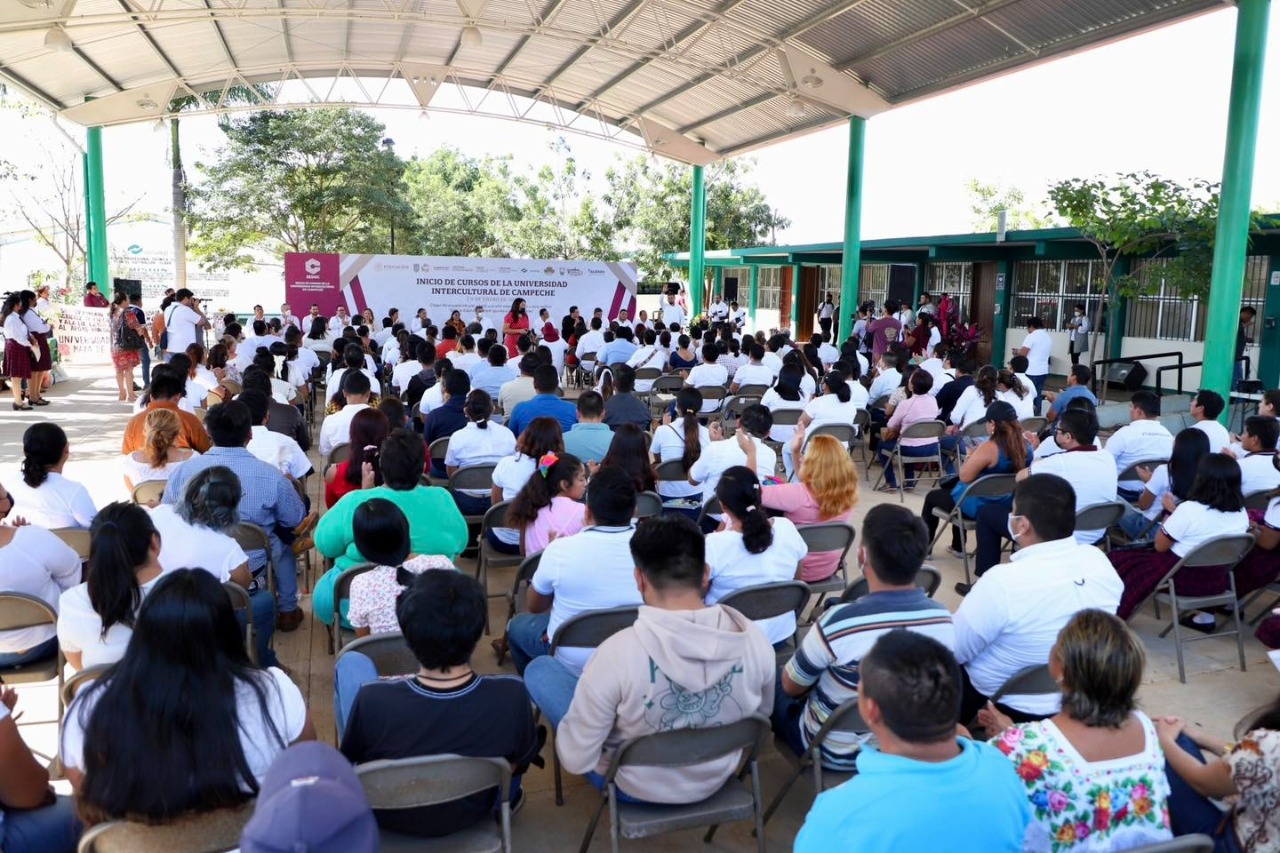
(0, 0, 1225, 164)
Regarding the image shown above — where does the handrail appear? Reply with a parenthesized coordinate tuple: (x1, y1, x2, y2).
(1155, 360, 1201, 398)
(1090, 351, 1187, 401)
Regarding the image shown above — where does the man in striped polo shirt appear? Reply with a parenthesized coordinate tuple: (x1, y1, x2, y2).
(772, 504, 956, 771)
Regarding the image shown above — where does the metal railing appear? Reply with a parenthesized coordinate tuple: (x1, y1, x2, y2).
(1091, 352, 1250, 401)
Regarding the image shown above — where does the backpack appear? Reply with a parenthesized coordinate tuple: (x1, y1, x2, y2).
(116, 313, 144, 351)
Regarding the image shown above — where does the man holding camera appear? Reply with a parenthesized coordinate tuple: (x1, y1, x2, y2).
(163, 288, 210, 362)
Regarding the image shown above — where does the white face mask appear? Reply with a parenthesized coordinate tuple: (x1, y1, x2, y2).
(1007, 514, 1024, 542)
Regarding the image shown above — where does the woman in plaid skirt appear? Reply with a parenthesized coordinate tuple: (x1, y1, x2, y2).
(2, 293, 35, 411)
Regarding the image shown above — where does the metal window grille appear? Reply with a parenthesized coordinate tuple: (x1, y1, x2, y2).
(757, 267, 781, 311)
(925, 262, 973, 322)
(1125, 256, 1268, 341)
(858, 264, 888, 308)
(1012, 260, 1108, 334)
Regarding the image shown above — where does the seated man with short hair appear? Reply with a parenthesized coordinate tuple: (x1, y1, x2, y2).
(562, 390, 614, 465)
(525, 514, 774, 805)
(794, 631, 1030, 851)
(773, 504, 954, 771)
(338, 570, 539, 837)
(601, 364, 652, 431)
(509, 364, 577, 436)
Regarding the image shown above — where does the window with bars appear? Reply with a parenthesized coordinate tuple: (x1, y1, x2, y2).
(757, 266, 781, 311)
(859, 264, 889, 309)
(925, 263, 973, 322)
(1011, 260, 1108, 333)
(1125, 256, 1269, 341)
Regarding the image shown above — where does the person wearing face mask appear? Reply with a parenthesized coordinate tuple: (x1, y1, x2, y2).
(1066, 302, 1090, 367)
(952, 474, 1123, 727)
(472, 304, 494, 336)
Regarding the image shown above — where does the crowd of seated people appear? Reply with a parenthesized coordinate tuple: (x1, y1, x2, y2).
(9, 301, 1280, 853)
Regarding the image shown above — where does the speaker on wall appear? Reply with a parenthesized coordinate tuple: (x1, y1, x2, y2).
(886, 265, 915, 307)
(1105, 361, 1147, 392)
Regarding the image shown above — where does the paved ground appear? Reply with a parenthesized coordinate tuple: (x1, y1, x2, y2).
(4, 364, 1278, 851)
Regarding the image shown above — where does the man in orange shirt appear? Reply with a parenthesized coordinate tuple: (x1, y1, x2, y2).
(121, 367, 212, 455)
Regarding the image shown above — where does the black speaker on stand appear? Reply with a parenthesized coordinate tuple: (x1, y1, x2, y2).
(1105, 361, 1147, 392)
(112, 278, 142, 301)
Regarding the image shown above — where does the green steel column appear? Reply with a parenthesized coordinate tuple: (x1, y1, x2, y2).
(990, 260, 1012, 362)
(1259, 254, 1280, 386)
(839, 117, 866, 332)
(82, 152, 95, 284)
(689, 164, 707, 319)
(1203, 0, 1271, 405)
(748, 265, 759, 328)
(791, 264, 801, 332)
(85, 126, 109, 291)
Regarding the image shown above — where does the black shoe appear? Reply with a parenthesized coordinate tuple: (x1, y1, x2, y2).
(954, 582, 973, 596)
(509, 788, 525, 817)
(1178, 613, 1218, 634)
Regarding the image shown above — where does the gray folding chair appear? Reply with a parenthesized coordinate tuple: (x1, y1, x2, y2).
(495, 552, 542, 666)
(1245, 489, 1273, 512)
(328, 562, 378, 655)
(796, 522, 856, 606)
(761, 698, 867, 826)
(1136, 534, 1256, 683)
(476, 501, 522, 633)
(1018, 416, 1047, 436)
(929, 473, 1016, 585)
(427, 436, 451, 487)
(61, 663, 110, 710)
(229, 522, 276, 599)
(336, 630, 417, 678)
(804, 423, 857, 455)
(838, 565, 942, 606)
(1124, 834, 1214, 853)
(722, 394, 762, 434)
(0, 592, 65, 726)
(77, 804, 255, 853)
(698, 386, 729, 425)
(695, 496, 722, 529)
(547, 606, 642, 805)
(1117, 458, 1169, 508)
(130, 480, 166, 506)
(1074, 501, 1127, 550)
(735, 384, 770, 398)
(324, 442, 352, 473)
(873, 420, 947, 501)
(356, 754, 512, 853)
(449, 464, 498, 525)
(577, 715, 770, 853)
(634, 366, 663, 388)
(946, 419, 990, 470)
(635, 491, 663, 519)
(653, 458, 690, 490)
(763, 408, 803, 456)
(989, 663, 1059, 706)
(222, 581, 256, 664)
(850, 408, 872, 469)
(646, 375, 684, 416)
(716, 581, 811, 661)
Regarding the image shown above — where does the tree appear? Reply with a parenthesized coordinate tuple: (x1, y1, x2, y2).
(186, 108, 414, 268)
(401, 147, 516, 256)
(966, 179, 1054, 231)
(497, 138, 617, 261)
(1046, 171, 1227, 362)
(167, 85, 272, 289)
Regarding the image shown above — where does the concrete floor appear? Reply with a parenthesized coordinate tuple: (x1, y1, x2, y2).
(3, 364, 1278, 851)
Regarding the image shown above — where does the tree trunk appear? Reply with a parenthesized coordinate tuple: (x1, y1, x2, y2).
(1086, 272, 1112, 397)
(171, 117, 188, 291)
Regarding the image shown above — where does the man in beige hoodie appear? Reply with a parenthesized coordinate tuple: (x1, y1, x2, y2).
(524, 514, 775, 804)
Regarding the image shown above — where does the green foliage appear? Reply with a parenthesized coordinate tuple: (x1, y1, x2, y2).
(401, 147, 514, 256)
(966, 179, 1055, 231)
(187, 108, 413, 268)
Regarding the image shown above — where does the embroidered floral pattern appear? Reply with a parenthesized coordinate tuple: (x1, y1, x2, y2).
(1228, 728, 1280, 852)
(993, 716, 1172, 852)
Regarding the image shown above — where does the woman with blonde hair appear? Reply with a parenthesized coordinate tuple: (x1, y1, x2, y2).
(122, 408, 199, 494)
(751, 431, 859, 582)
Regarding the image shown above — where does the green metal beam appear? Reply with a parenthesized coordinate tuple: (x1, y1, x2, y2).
(689, 164, 707, 319)
(991, 261, 1012, 362)
(928, 246, 1037, 262)
(82, 151, 94, 285)
(840, 116, 866, 339)
(85, 125, 109, 292)
(1203, 0, 1271, 404)
(748, 265, 759, 329)
(790, 263, 801, 333)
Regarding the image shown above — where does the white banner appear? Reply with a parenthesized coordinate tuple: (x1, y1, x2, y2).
(285, 253, 637, 330)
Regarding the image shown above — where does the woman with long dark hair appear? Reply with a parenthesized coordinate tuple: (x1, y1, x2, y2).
(324, 408, 390, 508)
(783, 348, 818, 399)
(704, 466, 808, 647)
(600, 423, 655, 494)
(490, 417, 565, 554)
(1109, 453, 1249, 621)
(951, 364, 1000, 430)
(507, 452, 587, 554)
(7, 422, 96, 529)
(762, 363, 807, 444)
(107, 291, 142, 403)
(61, 569, 315, 826)
(784, 369, 866, 479)
(651, 388, 709, 500)
(1, 292, 34, 410)
(19, 289, 52, 407)
(446, 389, 517, 515)
(997, 368, 1034, 419)
(502, 298, 530, 359)
(56, 502, 160, 670)
(1119, 428, 1210, 542)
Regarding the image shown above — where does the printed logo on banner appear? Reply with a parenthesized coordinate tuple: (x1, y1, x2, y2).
(304, 259, 321, 277)
(543, 266, 555, 275)
(414, 263, 421, 273)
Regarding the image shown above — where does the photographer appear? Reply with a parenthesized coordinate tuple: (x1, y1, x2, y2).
(163, 289, 211, 363)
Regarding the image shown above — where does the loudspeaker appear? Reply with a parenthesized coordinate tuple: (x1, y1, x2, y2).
(112, 278, 142, 300)
(723, 276, 739, 304)
(664, 281, 681, 296)
(1106, 361, 1147, 392)
(887, 265, 915, 307)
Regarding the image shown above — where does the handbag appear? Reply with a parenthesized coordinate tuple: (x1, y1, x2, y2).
(938, 474, 960, 491)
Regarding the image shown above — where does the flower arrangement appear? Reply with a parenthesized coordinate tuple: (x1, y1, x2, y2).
(936, 293, 982, 358)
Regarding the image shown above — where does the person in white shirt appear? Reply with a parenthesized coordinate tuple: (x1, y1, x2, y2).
(689, 408, 778, 522)
(450, 335, 483, 374)
(390, 338, 426, 393)
(614, 308, 635, 331)
(445, 390, 517, 515)
(574, 318, 606, 374)
(704, 467, 808, 645)
(686, 344, 729, 414)
(918, 341, 950, 396)
(652, 390, 710, 500)
(916, 292, 938, 318)
(811, 333, 840, 368)
(760, 364, 808, 445)
(626, 330, 665, 393)
(893, 304, 914, 339)
(659, 292, 686, 331)
(730, 301, 747, 332)
(1190, 390, 1232, 453)
(319, 371, 373, 456)
(473, 304, 495, 336)
(0, 522, 81, 666)
(7, 423, 97, 530)
(760, 341, 785, 378)
(328, 305, 353, 334)
(163, 288, 210, 361)
(505, 467, 642, 675)
(540, 326, 570, 376)
(730, 344, 775, 393)
(953, 473, 1123, 722)
(708, 296, 729, 331)
(1103, 392, 1175, 493)
(286, 328, 320, 378)
(1234, 416, 1280, 496)
(241, 391, 313, 481)
(867, 352, 902, 407)
(1015, 317, 1053, 415)
(996, 369, 1035, 420)
(325, 345, 380, 406)
(148, 499, 253, 589)
(783, 370, 865, 479)
(817, 294, 836, 341)
(1117, 427, 1207, 542)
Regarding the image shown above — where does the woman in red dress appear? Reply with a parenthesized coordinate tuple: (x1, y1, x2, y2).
(502, 297, 530, 359)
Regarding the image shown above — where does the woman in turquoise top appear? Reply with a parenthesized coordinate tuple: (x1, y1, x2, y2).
(921, 400, 1030, 557)
(313, 429, 468, 627)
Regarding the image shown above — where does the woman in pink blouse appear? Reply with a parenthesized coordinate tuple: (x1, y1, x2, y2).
(759, 433, 858, 582)
(507, 452, 588, 555)
(876, 368, 939, 491)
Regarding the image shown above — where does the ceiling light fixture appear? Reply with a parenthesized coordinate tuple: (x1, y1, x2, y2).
(460, 25, 483, 48)
(136, 97, 159, 111)
(153, 118, 166, 133)
(801, 69, 824, 89)
(785, 97, 805, 118)
(43, 27, 73, 52)
(20, 0, 54, 9)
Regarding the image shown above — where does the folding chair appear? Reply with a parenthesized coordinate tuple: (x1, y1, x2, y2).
(51, 528, 91, 565)
(761, 698, 867, 826)
(476, 501, 523, 634)
(763, 408, 803, 457)
(990, 663, 1059, 707)
(653, 458, 690, 491)
(229, 522, 276, 600)
(577, 715, 769, 853)
(222, 581, 256, 664)
(634, 366, 662, 389)
(130, 480, 166, 506)
(645, 375, 684, 417)
(427, 437, 451, 487)
(1018, 416, 1047, 436)
(1135, 534, 1256, 683)
(928, 473, 1016, 586)
(837, 566, 942, 607)
(1074, 501, 1127, 550)
(1124, 834, 1215, 853)
(735, 384, 770, 399)
(577, 351, 598, 387)
(61, 664, 109, 710)
(716, 581, 810, 661)
(1117, 458, 1169, 509)
(336, 630, 417, 677)
(77, 803, 256, 853)
(1245, 489, 1273, 512)
(0, 593, 65, 726)
(698, 386, 728, 425)
(356, 754, 512, 853)
(695, 496, 722, 530)
(850, 409, 871, 469)
(721, 394, 762, 434)
(804, 423, 857, 456)
(796, 523, 856, 608)
(495, 552, 542, 666)
(328, 562, 378, 655)
(634, 491, 663, 519)
(945, 419, 990, 472)
(449, 466, 498, 541)
(873, 420, 946, 501)
(324, 442, 352, 473)
(547, 606, 642, 805)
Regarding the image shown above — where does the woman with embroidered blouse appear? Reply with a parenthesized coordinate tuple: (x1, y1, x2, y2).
(980, 609, 1172, 852)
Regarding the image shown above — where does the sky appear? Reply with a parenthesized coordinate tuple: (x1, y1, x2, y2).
(5, 4, 1280, 249)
